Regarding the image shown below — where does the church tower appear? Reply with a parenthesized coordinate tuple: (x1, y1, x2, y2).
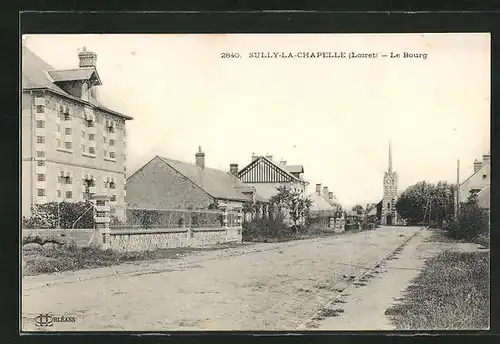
(382, 142, 399, 225)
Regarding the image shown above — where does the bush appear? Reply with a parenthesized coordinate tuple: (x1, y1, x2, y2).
(242, 217, 291, 241)
(444, 199, 489, 241)
(22, 202, 95, 229)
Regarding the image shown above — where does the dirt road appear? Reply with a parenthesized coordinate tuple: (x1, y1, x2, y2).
(23, 226, 426, 331)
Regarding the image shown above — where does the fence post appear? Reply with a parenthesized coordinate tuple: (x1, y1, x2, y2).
(93, 195, 111, 249)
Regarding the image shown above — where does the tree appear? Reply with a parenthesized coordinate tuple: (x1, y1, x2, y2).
(352, 205, 364, 215)
(269, 186, 312, 230)
(396, 181, 455, 226)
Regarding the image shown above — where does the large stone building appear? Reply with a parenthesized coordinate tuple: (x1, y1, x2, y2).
(381, 142, 402, 225)
(22, 45, 133, 220)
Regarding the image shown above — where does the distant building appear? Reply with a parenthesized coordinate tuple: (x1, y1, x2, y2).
(381, 142, 403, 226)
(22, 45, 132, 220)
(459, 152, 490, 209)
(126, 147, 257, 215)
(309, 184, 338, 218)
(237, 154, 308, 201)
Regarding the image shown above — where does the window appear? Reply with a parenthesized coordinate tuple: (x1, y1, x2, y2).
(109, 182, 116, 189)
(57, 190, 61, 198)
(36, 105, 44, 113)
(111, 195, 116, 202)
(37, 174, 46, 182)
(65, 177, 72, 184)
(65, 127, 72, 135)
(483, 174, 487, 179)
(103, 181, 107, 188)
(86, 120, 94, 128)
(103, 137, 107, 144)
(108, 126, 115, 134)
(109, 139, 115, 146)
(81, 130, 85, 138)
(109, 152, 116, 159)
(64, 114, 71, 121)
(64, 142, 72, 150)
(36, 120, 45, 128)
(37, 160, 45, 166)
(36, 151, 45, 158)
(57, 124, 61, 132)
(37, 189, 45, 197)
(89, 133, 95, 141)
(88, 147, 96, 154)
(65, 191, 73, 199)
(59, 105, 64, 113)
(36, 136, 45, 144)
(103, 150, 107, 157)
(82, 145, 86, 153)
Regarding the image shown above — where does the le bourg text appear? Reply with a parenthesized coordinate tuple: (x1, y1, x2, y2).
(242, 51, 428, 59)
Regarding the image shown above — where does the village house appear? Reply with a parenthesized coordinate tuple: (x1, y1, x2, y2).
(22, 45, 132, 221)
(459, 152, 490, 210)
(237, 154, 308, 200)
(308, 184, 338, 218)
(125, 147, 260, 226)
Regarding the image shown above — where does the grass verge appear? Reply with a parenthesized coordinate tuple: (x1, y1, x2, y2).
(385, 250, 490, 330)
(22, 241, 243, 276)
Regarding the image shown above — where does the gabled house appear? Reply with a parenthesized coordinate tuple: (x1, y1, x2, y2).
(126, 147, 259, 220)
(309, 184, 338, 218)
(237, 154, 308, 201)
(459, 152, 490, 208)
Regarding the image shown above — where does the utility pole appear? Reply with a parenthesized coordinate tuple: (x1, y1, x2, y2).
(455, 159, 460, 221)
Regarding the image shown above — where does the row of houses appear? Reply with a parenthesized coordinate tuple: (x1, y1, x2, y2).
(21, 45, 342, 225)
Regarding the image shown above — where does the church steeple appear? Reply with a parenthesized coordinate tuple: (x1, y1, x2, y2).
(388, 141, 392, 173)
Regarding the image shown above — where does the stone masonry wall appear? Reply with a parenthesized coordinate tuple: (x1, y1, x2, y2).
(109, 227, 242, 252)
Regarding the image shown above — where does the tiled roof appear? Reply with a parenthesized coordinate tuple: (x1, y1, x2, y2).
(22, 45, 132, 120)
(283, 165, 304, 174)
(48, 68, 101, 84)
(309, 192, 336, 212)
(157, 156, 253, 202)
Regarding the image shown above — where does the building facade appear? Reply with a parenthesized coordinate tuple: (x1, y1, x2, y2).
(459, 152, 490, 206)
(237, 154, 308, 201)
(22, 46, 132, 221)
(126, 147, 255, 218)
(381, 142, 401, 226)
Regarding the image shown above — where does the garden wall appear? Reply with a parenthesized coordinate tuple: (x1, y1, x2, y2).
(22, 229, 96, 247)
(108, 227, 242, 252)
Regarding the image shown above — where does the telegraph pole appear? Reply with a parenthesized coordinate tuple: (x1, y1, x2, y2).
(455, 159, 460, 221)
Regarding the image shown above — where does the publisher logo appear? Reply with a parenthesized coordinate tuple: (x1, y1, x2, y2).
(34, 313, 76, 327)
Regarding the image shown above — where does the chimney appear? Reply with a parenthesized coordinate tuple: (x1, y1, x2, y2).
(265, 154, 273, 161)
(195, 146, 205, 170)
(474, 159, 483, 173)
(229, 163, 239, 176)
(251, 153, 259, 162)
(280, 160, 287, 165)
(323, 186, 329, 196)
(329, 192, 334, 200)
(482, 153, 491, 166)
(78, 46, 97, 68)
(315, 183, 321, 195)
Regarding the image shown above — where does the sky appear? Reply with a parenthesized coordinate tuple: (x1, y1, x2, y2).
(22, 33, 490, 208)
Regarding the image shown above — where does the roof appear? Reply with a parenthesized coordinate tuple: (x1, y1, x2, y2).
(460, 162, 490, 187)
(22, 45, 132, 120)
(309, 192, 336, 212)
(157, 156, 252, 202)
(239, 156, 307, 184)
(283, 165, 304, 174)
(48, 68, 102, 85)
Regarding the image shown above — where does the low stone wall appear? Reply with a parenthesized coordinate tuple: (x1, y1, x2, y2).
(22, 229, 96, 247)
(109, 227, 242, 252)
